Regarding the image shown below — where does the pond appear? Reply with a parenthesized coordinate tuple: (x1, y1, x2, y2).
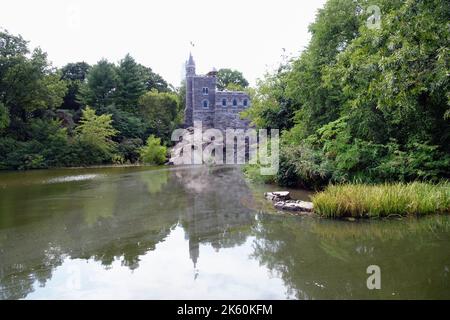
(0, 166, 449, 299)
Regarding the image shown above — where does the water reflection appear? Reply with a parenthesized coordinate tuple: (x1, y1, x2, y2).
(0, 166, 258, 299)
(45, 174, 101, 184)
(0, 166, 449, 299)
(252, 215, 450, 299)
(175, 167, 255, 268)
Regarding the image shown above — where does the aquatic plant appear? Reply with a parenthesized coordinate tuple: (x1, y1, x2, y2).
(312, 182, 450, 218)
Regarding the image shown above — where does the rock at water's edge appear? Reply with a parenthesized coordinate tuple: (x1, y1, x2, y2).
(273, 200, 314, 213)
(265, 191, 314, 215)
(264, 191, 291, 202)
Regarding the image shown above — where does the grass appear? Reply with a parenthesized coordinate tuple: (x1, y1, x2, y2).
(242, 164, 276, 184)
(312, 182, 450, 218)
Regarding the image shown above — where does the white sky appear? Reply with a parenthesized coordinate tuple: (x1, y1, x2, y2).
(0, 0, 326, 87)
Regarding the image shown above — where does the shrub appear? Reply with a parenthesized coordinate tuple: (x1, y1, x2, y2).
(118, 138, 143, 163)
(102, 105, 146, 140)
(0, 138, 49, 170)
(242, 164, 276, 184)
(139, 135, 167, 165)
(0, 124, 64, 170)
(0, 102, 9, 130)
(280, 142, 332, 188)
(138, 91, 180, 144)
(312, 182, 450, 218)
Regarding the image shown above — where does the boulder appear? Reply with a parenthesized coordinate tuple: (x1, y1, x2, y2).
(264, 191, 291, 202)
(273, 200, 314, 213)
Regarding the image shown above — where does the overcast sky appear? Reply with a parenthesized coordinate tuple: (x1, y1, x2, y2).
(0, 0, 327, 86)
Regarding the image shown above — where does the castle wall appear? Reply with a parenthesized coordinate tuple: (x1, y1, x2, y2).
(184, 55, 251, 131)
(213, 91, 251, 131)
(192, 76, 216, 128)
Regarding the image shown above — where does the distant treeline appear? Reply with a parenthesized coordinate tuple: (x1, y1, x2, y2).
(0, 28, 252, 170)
(0, 28, 183, 169)
(244, 0, 450, 187)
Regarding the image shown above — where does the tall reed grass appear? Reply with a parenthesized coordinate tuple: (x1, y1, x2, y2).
(312, 182, 450, 218)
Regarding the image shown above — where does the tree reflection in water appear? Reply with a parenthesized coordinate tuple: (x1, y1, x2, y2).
(0, 166, 449, 299)
(251, 214, 450, 299)
(0, 166, 256, 299)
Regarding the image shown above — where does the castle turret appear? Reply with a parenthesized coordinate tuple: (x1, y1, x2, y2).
(186, 53, 196, 77)
(183, 55, 250, 130)
(184, 53, 195, 127)
(207, 67, 217, 77)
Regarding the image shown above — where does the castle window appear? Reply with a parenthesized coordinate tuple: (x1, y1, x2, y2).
(222, 98, 227, 107)
(202, 87, 209, 95)
(203, 100, 209, 108)
(232, 98, 237, 107)
(243, 99, 248, 107)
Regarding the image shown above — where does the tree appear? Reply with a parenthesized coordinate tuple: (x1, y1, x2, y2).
(176, 79, 188, 124)
(245, 0, 450, 186)
(0, 29, 28, 57)
(285, 0, 368, 137)
(0, 30, 179, 169)
(0, 102, 9, 130)
(115, 54, 146, 113)
(139, 135, 167, 165)
(321, 0, 450, 181)
(118, 138, 143, 163)
(75, 106, 117, 154)
(138, 90, 180, 142)
(60, 62, 90, 110)
(241, 64, 295, 131)
(0, 30, 67, 139)
(78, 59, 117, 110)
(216, 68, 249, 91)
(138, 64, 170, 92)
(102, 105, 146, 141)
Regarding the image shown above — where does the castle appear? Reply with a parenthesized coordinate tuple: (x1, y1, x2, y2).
(184, 54, 251, 131)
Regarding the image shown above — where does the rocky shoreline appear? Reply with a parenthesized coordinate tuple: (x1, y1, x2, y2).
(264, 191, 314, 216)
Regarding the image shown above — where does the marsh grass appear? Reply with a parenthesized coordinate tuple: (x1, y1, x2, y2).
(312, 182, 450, 218)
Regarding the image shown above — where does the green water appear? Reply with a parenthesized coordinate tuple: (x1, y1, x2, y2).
(0, 166, 449, 299)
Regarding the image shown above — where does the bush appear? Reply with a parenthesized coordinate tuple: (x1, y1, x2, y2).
(139, 135, 167, 165)
(242, 164, 276, 184)
(0, 119, 79, 169)
(312, 182, 450, 218)
(243, 0, 450, 188)
(75, 107, 117, 153)
(0, 138, 49, 170)
(118, 138, 143, 163)
(101, 105, 146, 140)
(279, 142, 332, 189)
(0, 102, 9, 130)
(138, 91, 180, 144)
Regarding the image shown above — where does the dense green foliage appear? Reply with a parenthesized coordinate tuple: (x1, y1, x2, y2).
(78, 59, 118, 110)
(216, 68, 249, 91)
(313, 182, 450, 218)
(60, 62, 90, 111)
(0, 102, 9, 129)
(75, 107, 117, 157)
(0, 29, 177, 169)
(114, 54, 147, 113)
(244, 0, 450, 188)
(139, 135, 167, 165)
(139, 90, 182, 143)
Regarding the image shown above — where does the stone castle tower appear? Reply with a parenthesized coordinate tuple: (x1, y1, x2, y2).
(184, 54, 251, 131)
